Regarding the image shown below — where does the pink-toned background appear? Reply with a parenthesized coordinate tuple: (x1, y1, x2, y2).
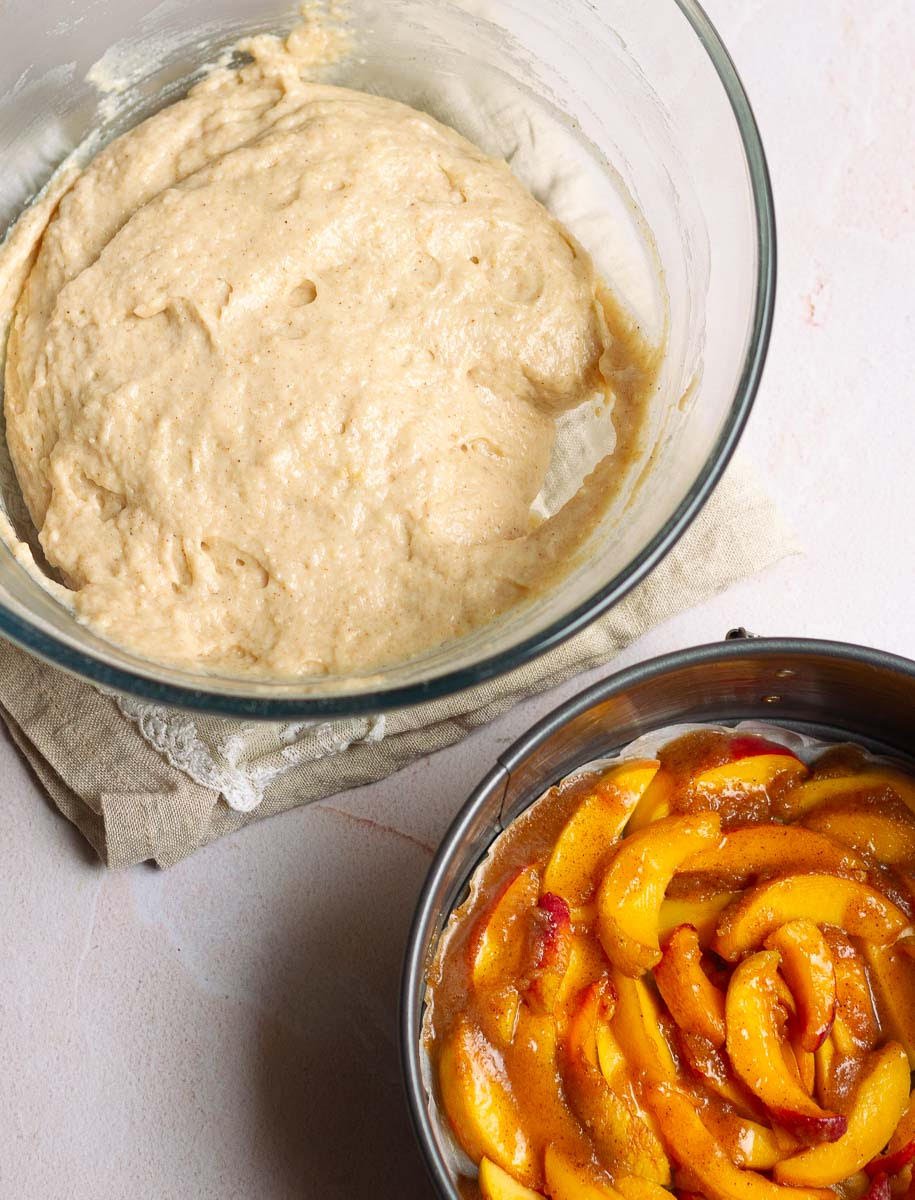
(2, 2, 914, 1195)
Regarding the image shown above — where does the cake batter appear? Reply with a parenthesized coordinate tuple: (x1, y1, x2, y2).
(0, 31, 655, 676)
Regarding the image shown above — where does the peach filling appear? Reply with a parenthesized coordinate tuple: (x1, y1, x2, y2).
(424, 730, 915, 1200)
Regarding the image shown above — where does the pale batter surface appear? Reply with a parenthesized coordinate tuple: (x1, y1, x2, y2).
(1, 37, 653, 677)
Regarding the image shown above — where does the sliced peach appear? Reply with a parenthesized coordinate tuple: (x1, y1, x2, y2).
(560, 985, 671, 1183)
(828, 932, 880, 1054)
(866, 1142, 915, 1180)
(543, 1146, 623, 1200)
(626, 769, 676, 834)
(863, 942, 915, 1067)
(544, 760, 661, 904)
(773, 1042, 911, 1187)
(615, 1177, 672, 1200)
(655, 924, 727, 1046)
(647, 1083, 834, 1200)
(479, 1157, 545, 1200)
(764, 920, 837, 1051)
(522, 893, 573, 1015)
(470, 866, 541, 989)
(659, 892, 740, 946)
(439, 1017, 536, 1184)
(555, 933, 609, 1017)
(812, 1008, 868, 1113)
(791, 1041, 816, 1097)
(595, 1000, 670, 1164)
(812, 1033, 838, 1111)
(803, 804, 915, 867)
(681, 825, 869, 887)
(676, 1030, 766, 1120)
(570, 903, 598, 928)
(898, 934, 915, 961)
(887, 1088, 915, 1155)
(692, 739, 807, 795)
(768, 986, 815, 1092)
(860, 1177, 891, 1200)
(776, 1010, 815, 1098)
(563, 980, 612, 1069)
(480, 989, 523, 1045)
(713, 873, 908, 961)
(790, 1037, 816, 1096)
(597, 812, 722, 975)
(702, 1106, 796, 1170)
(724, 950, 846, 1143)
(777, 770, 915, 821)
(610, 969, 678, 1085)
(507, 1007, 590, 1173)
(595, 1014, 626, 1085)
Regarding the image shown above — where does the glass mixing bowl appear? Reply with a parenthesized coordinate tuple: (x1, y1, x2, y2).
(0, 0, 774, 717)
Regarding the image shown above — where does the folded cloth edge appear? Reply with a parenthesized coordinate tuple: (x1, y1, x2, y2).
(0, 456, 799, 868)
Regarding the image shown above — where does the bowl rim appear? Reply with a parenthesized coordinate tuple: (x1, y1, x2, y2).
(398, 634, 915, 1198)
(0, 0, 777, 718)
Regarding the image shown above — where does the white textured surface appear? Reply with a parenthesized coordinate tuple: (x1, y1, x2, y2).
(1, 2, 914, 1195)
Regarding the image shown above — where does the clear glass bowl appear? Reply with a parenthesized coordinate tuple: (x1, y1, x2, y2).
(0, 0, 774, 717)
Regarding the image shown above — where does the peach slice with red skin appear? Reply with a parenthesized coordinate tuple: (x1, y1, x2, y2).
(724, 950, 847, 1143)
(479, 1158, 545, 1200)
(681, 825, 870, 888)
(773, 1042, 911, 1187)
(438, 1017, 537, 1184)
(647, 1083, 834, 1200)
(597, 812, 722, 976)
(655, 923, 727, 1046)
(861, 1177, 891, 1200)
(713, 873, 909, 961)
(866, 1142, 915, 1180)
(543, 760, 661, 904)
(521, 893, 572, 1014)
(764, 920, 837, 1051)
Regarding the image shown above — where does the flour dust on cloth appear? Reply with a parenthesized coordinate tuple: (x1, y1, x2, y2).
(0, 459, 798, 868)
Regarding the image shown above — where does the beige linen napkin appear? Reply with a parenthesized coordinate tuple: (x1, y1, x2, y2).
(0, 457, 796, 868)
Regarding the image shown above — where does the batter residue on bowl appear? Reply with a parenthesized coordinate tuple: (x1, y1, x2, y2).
(0, 24, 657, 677)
